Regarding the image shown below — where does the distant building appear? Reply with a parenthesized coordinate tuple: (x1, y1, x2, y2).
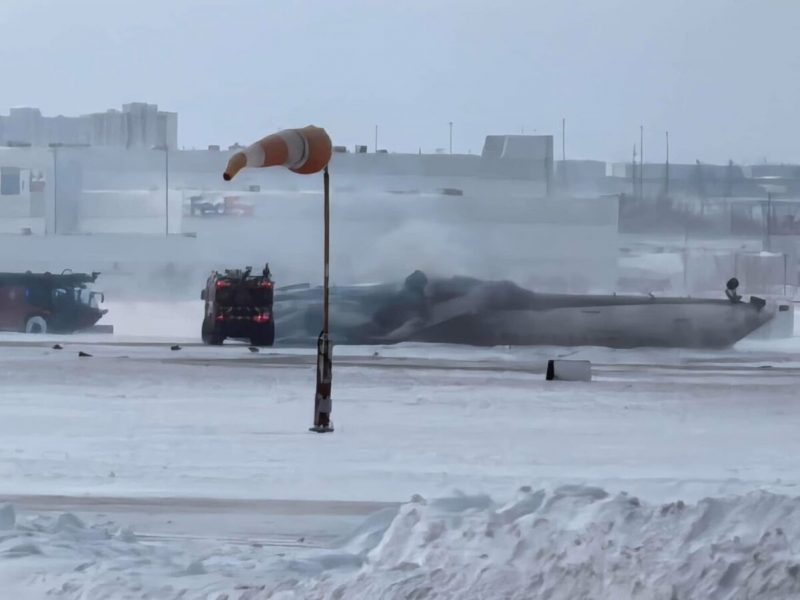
(556, 160, 607, 182)
(611, 161, 751, 183)
(0, 103, 177, 149)
(481, 134, 553, 180)
(748, 164, 800, 180)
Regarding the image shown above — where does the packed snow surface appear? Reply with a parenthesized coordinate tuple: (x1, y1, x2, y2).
(0, 321, 798, 598)
(1, 333, 799, 502)
(3, 486, 800, 599)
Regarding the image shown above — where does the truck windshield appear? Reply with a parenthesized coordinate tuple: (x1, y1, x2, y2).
(52, 288, 100, 308)
(78, 289, 100, 308)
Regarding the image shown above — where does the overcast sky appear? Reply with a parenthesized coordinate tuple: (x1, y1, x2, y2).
(1, 0, 797, 164)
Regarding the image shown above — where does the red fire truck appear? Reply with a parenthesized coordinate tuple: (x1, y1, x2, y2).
(0, 271, 107, 334)
(200, 265, 274, 346)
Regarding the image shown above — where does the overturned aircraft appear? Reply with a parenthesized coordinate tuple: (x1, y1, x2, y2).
(273, 272, 776, 349)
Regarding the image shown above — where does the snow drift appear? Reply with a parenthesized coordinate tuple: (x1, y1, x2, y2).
(286, 485, 800, 599)
(5, 486, 800, 599)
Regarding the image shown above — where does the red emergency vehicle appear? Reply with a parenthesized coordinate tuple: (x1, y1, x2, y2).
(0, 271, 107, 334)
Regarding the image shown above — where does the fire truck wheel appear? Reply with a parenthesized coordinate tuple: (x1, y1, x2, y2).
(25, 316, 48, 334)
(250, 323, 275, 347)
(201, 317, 224, 345)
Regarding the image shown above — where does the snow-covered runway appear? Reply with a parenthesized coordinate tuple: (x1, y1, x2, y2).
(1, 335, 799, 502)
(1, 333, 799, 597)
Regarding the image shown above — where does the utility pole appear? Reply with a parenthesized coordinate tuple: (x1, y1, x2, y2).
(51, 146, 58, 235)
(684, 156, 690, 293)
(561, 117, 567, 189)
(632, 144, 637, 197)
(665, 131, 670, 198)
(314, 165, 333, 432)
(448, 121, 453, 154)
(639, 125, 644, 200)
(766, 192, 773, 252)
(683, 178, 690, 294)
(374, 125, 378, 153)
(165, 148, 169, 236)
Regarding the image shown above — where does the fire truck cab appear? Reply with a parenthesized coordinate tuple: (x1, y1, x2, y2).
(201, 264, 275, 346)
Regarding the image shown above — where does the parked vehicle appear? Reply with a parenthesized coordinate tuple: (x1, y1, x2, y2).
(0, 270, 107, 334)
(189, 194, 255, 217)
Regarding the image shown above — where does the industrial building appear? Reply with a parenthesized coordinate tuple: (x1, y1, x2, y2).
(0, 103, 798, 295)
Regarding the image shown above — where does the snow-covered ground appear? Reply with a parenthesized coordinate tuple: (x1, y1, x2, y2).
(4, 486, 800, 599)
(1, 327, 800, 598)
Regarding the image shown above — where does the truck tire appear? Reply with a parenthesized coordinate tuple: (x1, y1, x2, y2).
(250, 322, 275, 347)
(25, 316, 48, 334)
(201, 317, 225, 345)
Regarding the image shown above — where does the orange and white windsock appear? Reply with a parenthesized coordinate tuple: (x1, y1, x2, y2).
(223, 125, 332, 181)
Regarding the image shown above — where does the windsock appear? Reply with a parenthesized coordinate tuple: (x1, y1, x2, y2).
(223, 126, 332, 181)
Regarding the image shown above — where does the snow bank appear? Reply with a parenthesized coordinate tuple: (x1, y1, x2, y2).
(0, 508, 177, 598)
(284, 485, 800, 599)
(5, 487, 800, 599)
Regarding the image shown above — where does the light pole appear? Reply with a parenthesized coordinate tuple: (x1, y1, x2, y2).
(48, 143, 59, 235)
(153, 145, 169, 236)
(665, 131, 670, 198)
(639, 125, 644, 200)
(561, 117, 567, 189)
(766, 192, 773, 252)
(449, 121, 453, 154)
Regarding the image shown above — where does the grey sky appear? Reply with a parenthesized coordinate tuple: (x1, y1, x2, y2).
(1, 0, 797, 164)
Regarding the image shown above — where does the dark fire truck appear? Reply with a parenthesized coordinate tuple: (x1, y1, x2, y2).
(201, 265, 275, 346)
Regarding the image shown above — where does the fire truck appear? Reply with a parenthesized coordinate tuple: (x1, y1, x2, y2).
(0, 270, 107, 334)
(201, 265, 274, 346)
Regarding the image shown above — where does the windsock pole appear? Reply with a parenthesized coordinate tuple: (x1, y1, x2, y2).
(222, 125, 334, 433)
(311, 166, 334, 433)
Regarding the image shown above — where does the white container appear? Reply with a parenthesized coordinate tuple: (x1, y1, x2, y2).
(546, 359, 592, 382)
